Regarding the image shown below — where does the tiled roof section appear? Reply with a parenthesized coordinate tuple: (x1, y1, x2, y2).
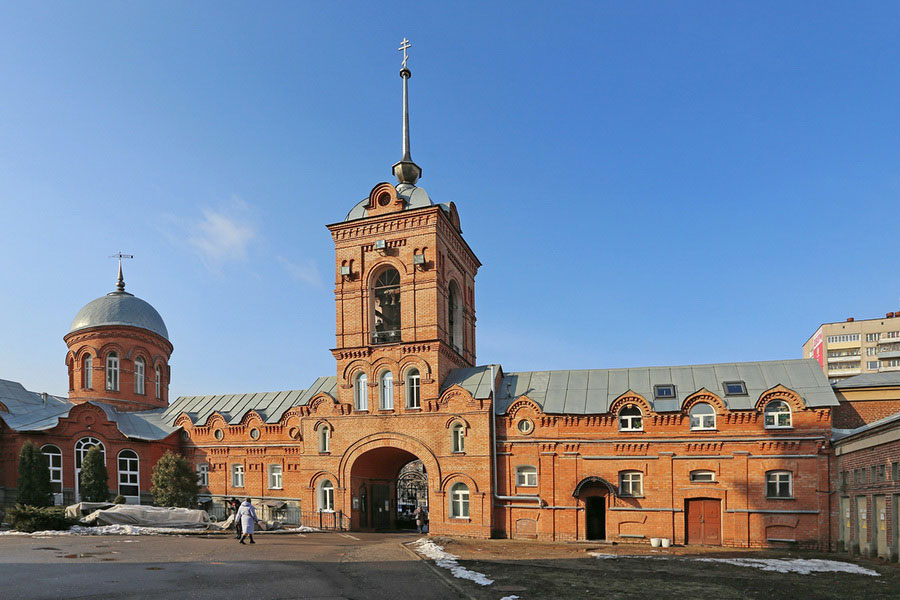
(832, 371, 900, 389)
(163, 376, 337, 426)
(445, 359, 837, 415)
(0, 378, 176, 440)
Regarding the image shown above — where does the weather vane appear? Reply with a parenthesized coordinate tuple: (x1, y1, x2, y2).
(109, 252, 134, 292)
(399, 37, 411, 69)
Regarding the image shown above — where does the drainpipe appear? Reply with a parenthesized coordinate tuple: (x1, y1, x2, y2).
(490, 364, 541, 505)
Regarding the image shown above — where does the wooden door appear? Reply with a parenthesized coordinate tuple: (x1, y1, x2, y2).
(372, 484, 391, 529)
(686, 499, 721, 545)
(586, 496, 606, 540)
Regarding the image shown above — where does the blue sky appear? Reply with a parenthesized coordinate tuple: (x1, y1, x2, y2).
(1, 2, 898, 398)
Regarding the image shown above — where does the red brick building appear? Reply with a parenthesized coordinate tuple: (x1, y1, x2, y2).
(0, 58, 854, 550)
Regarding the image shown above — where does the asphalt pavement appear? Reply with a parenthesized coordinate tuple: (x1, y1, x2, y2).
(0, 531, 461, 600)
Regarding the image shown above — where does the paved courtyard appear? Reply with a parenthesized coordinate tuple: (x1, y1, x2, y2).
(0, 531, 897, 600)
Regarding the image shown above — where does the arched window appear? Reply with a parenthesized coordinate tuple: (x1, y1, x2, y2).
(106, 352, 119, 391)
(764, 400, 792, 428)
(83, 355, 93, 390)
(319, 479, 335, 512)
(41, 445, 63, 504)
(354, 372, 368, 411)
(516, 466, 538, 487)
(618, 471, 643, 497)
(379, 371, 394, 410)
(448, 280, 463, 351)
(451, 423, 465, 453)
(450, 482, 470, 518)
(118, 449, 140, 501)
(373, 268, 401, 344)
(155, 365, 162, 399)
(689, 403, 716, 430)
(75, 437, 105, 468)
(618, 405, 643, 431)
(406, 368, 421, 409)
(319, 425, 330, 453)
(134, 357, 145, 395)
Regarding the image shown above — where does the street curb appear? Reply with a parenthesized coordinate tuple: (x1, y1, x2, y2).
(399, 541, 479, 600)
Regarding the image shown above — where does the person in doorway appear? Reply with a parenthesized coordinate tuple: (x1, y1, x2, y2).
(230, 497, 242, 539)
(236, 498, 260, 545)
(413, 504, 428, 534)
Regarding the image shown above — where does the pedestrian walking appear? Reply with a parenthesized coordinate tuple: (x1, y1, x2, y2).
(236, 498, 260, 545)
(230, 497, 242, 539)
(413, 504, 428, 534)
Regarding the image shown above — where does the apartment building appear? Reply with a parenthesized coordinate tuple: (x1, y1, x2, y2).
(803, 312, 900, 383)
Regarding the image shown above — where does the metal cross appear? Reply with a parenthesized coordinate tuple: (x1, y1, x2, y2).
(398, 37, 411, 69)
(110, 252, 134, 292)
(109, 252, 134, 264)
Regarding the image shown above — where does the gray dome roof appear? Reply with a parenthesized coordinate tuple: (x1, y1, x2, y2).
(69, 291, 169, 340)
(345, 183, 434, 221)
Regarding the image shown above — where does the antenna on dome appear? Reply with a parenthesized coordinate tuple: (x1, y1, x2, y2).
(110, 252, 134, 293)
(392, 37, 422, 185)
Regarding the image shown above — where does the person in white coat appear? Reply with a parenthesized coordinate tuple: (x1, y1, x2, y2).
(236, 498, 259, 545)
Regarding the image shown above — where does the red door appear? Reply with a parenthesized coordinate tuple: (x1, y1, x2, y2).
(686, 499, 721, 545)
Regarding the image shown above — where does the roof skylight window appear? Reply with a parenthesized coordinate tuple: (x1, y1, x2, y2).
(654, 384, 676, 399)
(723, 381, 747, 395)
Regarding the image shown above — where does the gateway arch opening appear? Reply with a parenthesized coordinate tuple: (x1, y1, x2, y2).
(350, 447, 428, 531)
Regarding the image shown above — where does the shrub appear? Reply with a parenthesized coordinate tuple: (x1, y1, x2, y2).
(113, 495, 127, 504)
(150, 450, 199, 508)
(8, 505, 76, 533)
(79, 446, 110, 502)
(17, 442, 52, 507)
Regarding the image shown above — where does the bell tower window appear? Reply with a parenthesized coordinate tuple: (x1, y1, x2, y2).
(373, 268, 401, 344)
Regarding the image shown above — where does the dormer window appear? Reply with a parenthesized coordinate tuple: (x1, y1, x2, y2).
(723, 381, 747, 396)
(654, 384, 675, 399)
(618, 405, 643, 431)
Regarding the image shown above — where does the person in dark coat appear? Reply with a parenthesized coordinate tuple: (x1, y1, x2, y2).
(230, 497, 242, 539)
(413, 504, 428, 534)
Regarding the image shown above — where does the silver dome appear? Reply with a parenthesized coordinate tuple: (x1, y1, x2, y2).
(69, 291, 169, 340)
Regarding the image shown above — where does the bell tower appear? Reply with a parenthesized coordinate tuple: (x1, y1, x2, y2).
(327, 39, 480, 409)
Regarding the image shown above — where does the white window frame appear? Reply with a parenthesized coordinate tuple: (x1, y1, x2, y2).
(319, 425, 330, 453)
(155, 365, 162, 399)
(354, 372, 368, 411)
(41, 445, 63, 504)
(319, 479, 335, 512)
(117, 449, 140, 501)
(232, 464, 245, 488)
(763, 400, 792, 429)
(196, 463, 209, 487)
(690, 470, 716, 483)
(406, 368, 421, 408)
(75, 437, 106, 502)
(451, 423, 465, 453)
(867, 360, 881, 370)
(379, 370, 393, 410)
(689, 403, 716, 430)
(134, 357, 145, 395)
(619, 471, 643, 497)
(83, 355, 93, 390)
(450, 482, 470, 518)
(268, 464, 283, 490)
(516, 465, 538, 487)
(618, 405, 643, 431)
(106, 352, 119, 391)
(766, 470, 793, 498)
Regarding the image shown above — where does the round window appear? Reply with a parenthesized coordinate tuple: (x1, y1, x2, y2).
(378, 191, 392, 206)
(517, 419, 533, 434)
(180, 430, 190, 441)
(214, 429, 224, 441)
(250, 428, 260, 440)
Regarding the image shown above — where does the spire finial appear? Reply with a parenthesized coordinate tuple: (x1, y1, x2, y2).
(393, 37, 422, 185)
(110, 252, 134, 293)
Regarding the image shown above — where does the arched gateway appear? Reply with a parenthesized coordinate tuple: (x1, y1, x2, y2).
(341, 435, 441, 531)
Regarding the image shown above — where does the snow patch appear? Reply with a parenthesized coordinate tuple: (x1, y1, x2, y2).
(411, 538, 494, 586)
(499, 596, 520, 600)
(694, 557, 880, 576)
